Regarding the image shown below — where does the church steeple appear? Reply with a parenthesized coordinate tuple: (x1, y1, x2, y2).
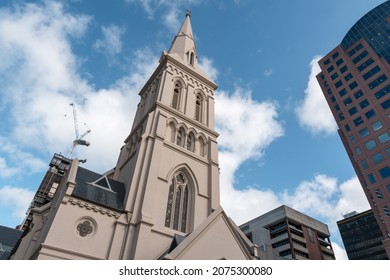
(168, 10, 199, 69)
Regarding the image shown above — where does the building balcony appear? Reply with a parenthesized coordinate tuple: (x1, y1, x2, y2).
(270, 232, 289, 244)
(294, 253, 309, 260)
(293, 243, 309, 254)
(320, 245, 334, 256)
(274, 243, 291, 253)
(290, 232, 306, 244)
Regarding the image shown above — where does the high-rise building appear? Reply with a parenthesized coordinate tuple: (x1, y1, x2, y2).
(316, 1, 390, 258)
(240, 205, 336, 260)
(337, 210, 389, 260)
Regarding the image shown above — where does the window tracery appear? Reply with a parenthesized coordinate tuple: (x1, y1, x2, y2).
(165, 171, 190, 233)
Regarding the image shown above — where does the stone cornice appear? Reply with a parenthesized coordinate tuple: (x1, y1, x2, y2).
(68, 197, 121, 218)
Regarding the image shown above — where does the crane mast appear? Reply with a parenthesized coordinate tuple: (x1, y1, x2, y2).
(68, 103, 91, 158)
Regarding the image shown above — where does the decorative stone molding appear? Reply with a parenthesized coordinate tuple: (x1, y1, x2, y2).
(77, 220, 94, 237)
(68, 197, 121, 218)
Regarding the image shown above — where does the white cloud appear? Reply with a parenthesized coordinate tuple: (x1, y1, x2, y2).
(296, 56, 337, 134)
(199, 57, 219, 82)
(0, 1, 159, 174)
(94, 24, 125, 56)
(0, 186, 35, 220)
(264, 68, 273, 78)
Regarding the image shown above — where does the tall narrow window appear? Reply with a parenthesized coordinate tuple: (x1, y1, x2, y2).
(187, 132, 195, 152)
(164, 171, 190, 233)
(195, 93, 203, 122)
(176, 127, 185, 147)
(189, 52, 194, 66)
(172, 82, 182, 109)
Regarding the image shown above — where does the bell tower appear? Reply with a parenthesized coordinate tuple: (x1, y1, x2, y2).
(112, 12, 220, 259)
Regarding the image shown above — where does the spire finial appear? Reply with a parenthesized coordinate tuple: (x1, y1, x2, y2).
(186, 9, 191, 18)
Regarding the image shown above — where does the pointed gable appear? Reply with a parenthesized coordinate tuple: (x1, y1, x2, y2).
(161, 206, 257, 260)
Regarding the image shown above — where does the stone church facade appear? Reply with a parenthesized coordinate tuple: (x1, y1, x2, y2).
(11, 12, 258, 260)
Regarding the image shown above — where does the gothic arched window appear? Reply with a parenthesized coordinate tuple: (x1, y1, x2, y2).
(195, 93, 203, 122)
(187, 132, 195, 152)
(189, 52, 195, 66)
(165, 171, 190, 233)
(172, 82, 182, 109)
(176, 127, 185, 147)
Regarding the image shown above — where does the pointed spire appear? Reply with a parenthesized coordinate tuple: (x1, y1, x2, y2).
(168, 10, 198, 68)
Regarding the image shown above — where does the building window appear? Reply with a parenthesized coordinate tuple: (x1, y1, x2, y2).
(327, 65, 335, 73)
(352, 50, 368, 64)
(187, 132, 195, 152)
(384, 206, 390, 217)
(381, 99, 390, 110)
(361, 159, 369, 169)
(349, 81, 358, 90)
(335, 80, 343, 88)
(365, 139, 377, 150)
(359, 99, 370, 109)
(354, 90, 364, 99)
(365, 109, 376, 119)
(343, 97, 353, 106)
(176, 127, 185, 147)
(386, 185, 390, 193)
(331, 72, 339, 80)
(195, 93, 203, 122)
(172, 82, 183, 109)
(165, 171, 191, 233)
(379, 167, 390, 179)
(353, 116, 364, 126)
(379, 132, 390, 143)
(357, 57, 374, 72)
(344, 73, 353, 81)
(340, 65, 348, 73)
(355, 147, 362, 156)
(338, 89, 347, 97)
(336, 58, 344, 66)
(350, 135, 356, 143)
(348, 106, 358, 116)
(362, 65, 381, 80)
(376, 189, 384, 199)
(358, 127, 370, 138)
(348, 43, 363, 57)
(372, 152, 385, 164)
(368, 173, 376, 184)
(188, 52, 195, 66)
(368, 74, 388, 90)
(371, 120, 383, 131)
(374, 84, 390, 99)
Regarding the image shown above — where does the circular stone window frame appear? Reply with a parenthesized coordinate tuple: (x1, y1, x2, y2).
(75, 217, 97, 239)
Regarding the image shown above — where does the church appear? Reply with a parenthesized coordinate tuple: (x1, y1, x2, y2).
(11, 12, 259, 260)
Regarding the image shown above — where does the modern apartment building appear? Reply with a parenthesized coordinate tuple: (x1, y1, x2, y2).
(337, 210, 389, 259)
(240, 205, 335, 260)
(316, 1, 390, 257)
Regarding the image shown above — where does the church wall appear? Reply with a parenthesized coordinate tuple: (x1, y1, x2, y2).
(41, 199, 121, 259)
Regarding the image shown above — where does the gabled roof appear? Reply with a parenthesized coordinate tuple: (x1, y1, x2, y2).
(72, 166, 126, 211)
(0, 225, 23, 260)
(161, 206, 257, 260)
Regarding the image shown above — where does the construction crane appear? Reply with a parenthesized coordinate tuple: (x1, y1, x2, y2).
(67, 103, 91, 158)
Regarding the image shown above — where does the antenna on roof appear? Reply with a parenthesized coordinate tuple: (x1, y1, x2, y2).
(67, 103, 91, 158)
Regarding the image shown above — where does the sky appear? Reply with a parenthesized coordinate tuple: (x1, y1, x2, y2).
(0, 0, 387, 260)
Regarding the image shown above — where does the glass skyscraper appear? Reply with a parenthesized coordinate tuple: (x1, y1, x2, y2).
(317, 1, 390, 258)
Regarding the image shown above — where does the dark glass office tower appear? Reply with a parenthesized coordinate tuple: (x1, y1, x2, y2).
(317, 1, 390, 258)
(337, 210, 388, 260)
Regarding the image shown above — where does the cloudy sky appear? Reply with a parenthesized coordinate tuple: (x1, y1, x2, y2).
(0, 0, 386, 259)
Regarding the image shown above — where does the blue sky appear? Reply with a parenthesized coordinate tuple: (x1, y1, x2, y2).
(0, 0, 386, 259)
